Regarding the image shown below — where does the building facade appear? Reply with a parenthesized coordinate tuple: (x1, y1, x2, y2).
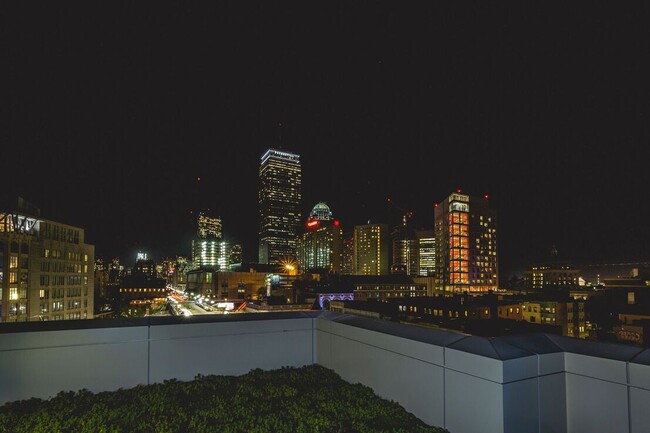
(186, 269, 266, 301)
(353, 224, 389, 276)
(192, 239, 229, 271)
(435, 192, 498, 292)
(0, 207, 94, 322)
(353, 281, 427, 301)
(197, 213, 222, 239)
(229, 244, 242, 267)
(192, 213, 229, 271)
(296, 203, 342, 274)
(258, 149, 302, 265)
(341, 233, 354, 275)
(416, 229, 436, 277)
(391, 222, 418, 277)
(523, 261, 580, 291)
(521, 299, 586, 338)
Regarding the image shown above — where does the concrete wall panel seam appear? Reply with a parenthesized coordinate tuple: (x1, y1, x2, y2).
(566, 371, 635, 388)
(148, 328, 313, 342)
(627, 362, 632, 433)
(0, 339, 152, 352)
(316, 329, 443, 368)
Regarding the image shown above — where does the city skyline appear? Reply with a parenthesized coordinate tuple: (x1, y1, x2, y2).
(3, 3, 649, 276)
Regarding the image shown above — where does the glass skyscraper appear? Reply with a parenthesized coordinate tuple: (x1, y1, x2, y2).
(416, 229, 436, 277)
(391, 222, 418, 277)
(192, 213, 229, 271)
(258, 149, 301, 265)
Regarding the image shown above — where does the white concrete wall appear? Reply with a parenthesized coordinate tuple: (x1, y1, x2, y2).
(149, 318, 314, 382)
(564, 353, 629, 433)
(314, 316, 650, 433)
(443, 347, 506, 433)
(0, 326, 149, 403)
(538, 352, 567, 433)
(1, 314, 649, 433)
(0, 317, 314, 405)
(629, 362, 650, 433)
(314, 318, 447, 428)
(314, 318, 542, 433)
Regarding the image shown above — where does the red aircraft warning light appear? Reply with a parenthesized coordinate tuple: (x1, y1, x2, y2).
(334, 220, 340, 226)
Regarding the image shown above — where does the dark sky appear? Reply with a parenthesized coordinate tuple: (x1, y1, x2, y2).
(2, 3, 649, 274)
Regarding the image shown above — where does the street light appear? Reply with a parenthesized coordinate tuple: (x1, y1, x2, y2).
(280, 259, 298, 276)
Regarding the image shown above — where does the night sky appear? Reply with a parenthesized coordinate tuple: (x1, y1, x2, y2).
(3, 3, 649, 276)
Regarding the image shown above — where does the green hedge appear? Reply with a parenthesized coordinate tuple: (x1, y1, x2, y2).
(0, 365, 448, 433)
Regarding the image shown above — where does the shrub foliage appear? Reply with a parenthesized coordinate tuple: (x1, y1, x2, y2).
(0, 365, 448, 433)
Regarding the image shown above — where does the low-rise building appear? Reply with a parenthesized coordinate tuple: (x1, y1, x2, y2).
(523, 253, 580, 291)
(521, 296, 586, 338)
(186, 270, 267, 301)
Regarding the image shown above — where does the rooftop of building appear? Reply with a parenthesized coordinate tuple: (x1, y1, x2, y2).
(309, 202, 333, 220)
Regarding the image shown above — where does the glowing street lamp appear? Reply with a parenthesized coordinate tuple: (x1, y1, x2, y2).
(280, 258, 298, 275)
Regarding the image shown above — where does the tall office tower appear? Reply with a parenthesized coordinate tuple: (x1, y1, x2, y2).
(297, 203, 342, 273)
(229, 244, 243, 266)
(434, 192, 497, 292)
(416, 229, 436, 277)
(391, 220, 418, 277)
(258, 149, 301, 264)
(134, 256, 157, 277)
(192, 239, 229, 271)
(0, 200, 94, 322)
(341, 233, 354, 275)
(197, 213, 222, 239)
(353, 223, 389, 275)
(192, 213, 228, 271)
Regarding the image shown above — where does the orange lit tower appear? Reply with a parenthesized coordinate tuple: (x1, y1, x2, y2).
(434, 191, 497, 292)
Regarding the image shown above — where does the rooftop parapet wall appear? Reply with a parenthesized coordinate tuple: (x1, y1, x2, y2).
(314, 313, 650, 433)
(1, 312, 650, 433)
(0, 313, 315, 405)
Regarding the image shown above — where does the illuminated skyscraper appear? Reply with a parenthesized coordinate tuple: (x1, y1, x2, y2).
(297, 203, 342, 273)
(353, 223, 389, 275)
(229, 243, 243, 266)
(197, 213, 222, 239)
(416, 229, 436, 277)
(434, 192, 497, 292)
(391, 221, 418, 277)
(341, 233, 354, 275)
(192, 213, 228, 271)
(258, 149, 301, 264)
(192, 239, 229, 271)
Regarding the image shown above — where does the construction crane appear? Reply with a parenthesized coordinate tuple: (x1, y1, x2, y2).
(386, 197, 413, 226)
